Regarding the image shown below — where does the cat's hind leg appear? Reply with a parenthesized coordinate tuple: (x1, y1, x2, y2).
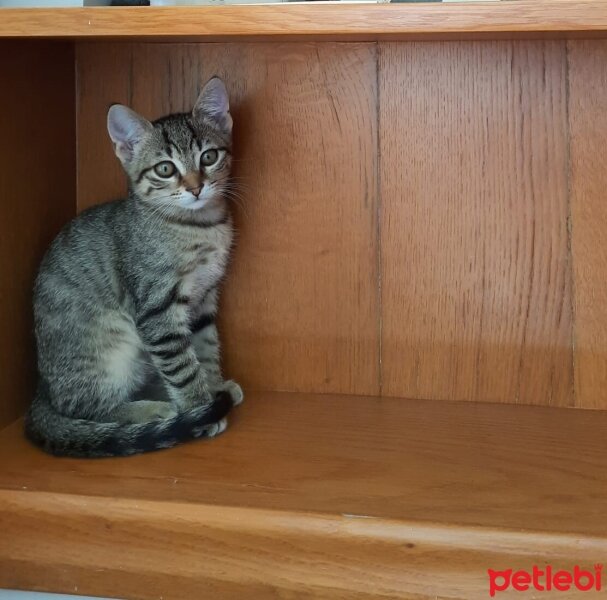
(110, 400, 177, 424)
(89, 311, 158, 422)
(99, 314, 183, 423)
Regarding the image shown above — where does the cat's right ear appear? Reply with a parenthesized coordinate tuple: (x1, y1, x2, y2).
(107, 104, 153, 164)
(193, 77, 232, 135)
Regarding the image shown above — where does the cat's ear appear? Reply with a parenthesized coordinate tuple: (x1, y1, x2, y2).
(107, 104, 153, 164)
(192, 77, 232, 135)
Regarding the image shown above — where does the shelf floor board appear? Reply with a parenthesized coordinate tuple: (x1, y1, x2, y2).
(1, 391, 606, 598)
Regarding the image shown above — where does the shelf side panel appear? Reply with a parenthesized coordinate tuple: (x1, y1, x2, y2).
(0, 41, 76, 428)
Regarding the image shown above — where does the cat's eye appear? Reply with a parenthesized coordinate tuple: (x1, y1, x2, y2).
(154, 161, 177, 178)
(200, 149, 219, 168)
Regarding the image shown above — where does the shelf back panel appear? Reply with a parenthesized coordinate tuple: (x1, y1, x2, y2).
(73, 40, 607, 408)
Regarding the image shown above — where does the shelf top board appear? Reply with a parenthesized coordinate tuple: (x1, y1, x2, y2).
(1, 1, 607, 41)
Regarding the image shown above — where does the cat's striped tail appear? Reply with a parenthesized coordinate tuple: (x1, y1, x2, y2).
(24, 383, 232, 458)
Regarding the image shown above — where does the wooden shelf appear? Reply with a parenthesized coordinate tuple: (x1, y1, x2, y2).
(1, 391, 606, 598)
(1, 1, 607, 41)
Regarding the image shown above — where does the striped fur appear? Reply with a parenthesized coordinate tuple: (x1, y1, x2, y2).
(26, 77, 243, 458)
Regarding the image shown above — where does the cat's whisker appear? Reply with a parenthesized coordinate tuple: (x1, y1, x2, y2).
(225, 184, 248, 193)
(224, 186, 248, 200)
(226, 183, 250, 193)
(222, 191, 249, 218)
(226, 177, 250, 187)
(224, 192, 247, 207)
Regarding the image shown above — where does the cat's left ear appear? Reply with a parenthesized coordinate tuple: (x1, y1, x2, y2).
(193, 77, 232, 135)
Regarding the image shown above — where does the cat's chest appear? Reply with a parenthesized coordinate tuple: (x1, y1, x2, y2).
(178, 227, 231, 301)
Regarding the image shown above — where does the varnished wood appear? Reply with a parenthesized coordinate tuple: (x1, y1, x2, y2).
(3, 492, 607, 600)
(0, 42, 76, 428)
(2, 2, 607, 41)
(1, 391, 607, 598)
(4, 390, 606, 536)
(568, 41, 607, 409)
(2, 22, 607, 600)
(379, 41, 573, 405)
(77, 44, 130, 210)
(76, 42, 380, 396)
(76, 40, 602, 407)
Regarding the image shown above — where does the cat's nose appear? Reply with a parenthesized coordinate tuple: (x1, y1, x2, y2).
(189, 186, 202, 198)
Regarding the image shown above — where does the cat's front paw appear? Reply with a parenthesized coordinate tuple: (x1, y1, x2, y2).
(214, 380, 244, 406)
(191, 417, 228, 439)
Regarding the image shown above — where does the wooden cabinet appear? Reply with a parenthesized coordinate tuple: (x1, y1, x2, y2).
(1, 3, 607, 598)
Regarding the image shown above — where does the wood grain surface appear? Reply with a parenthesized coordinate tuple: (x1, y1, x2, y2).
(77, 44, 130, 210)
(2, 491, 606, 600)
(3, 38, 602, 408)
(75, 40, 607, 407)
(568, 40, 607, 409)
(2, 2, 607, 41)
(77, 42, 380, 396)
(1, 391, 607, 598)
(379, 41, 572, 406)
(1, 391, 607, 536)
(4, 31, 607, 600)
(0, 42, 76, 428)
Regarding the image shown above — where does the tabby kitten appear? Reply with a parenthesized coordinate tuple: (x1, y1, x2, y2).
(26, 77, 243, 458)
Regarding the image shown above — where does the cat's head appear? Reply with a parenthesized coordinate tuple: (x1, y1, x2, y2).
(107, 77, 232, 212)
